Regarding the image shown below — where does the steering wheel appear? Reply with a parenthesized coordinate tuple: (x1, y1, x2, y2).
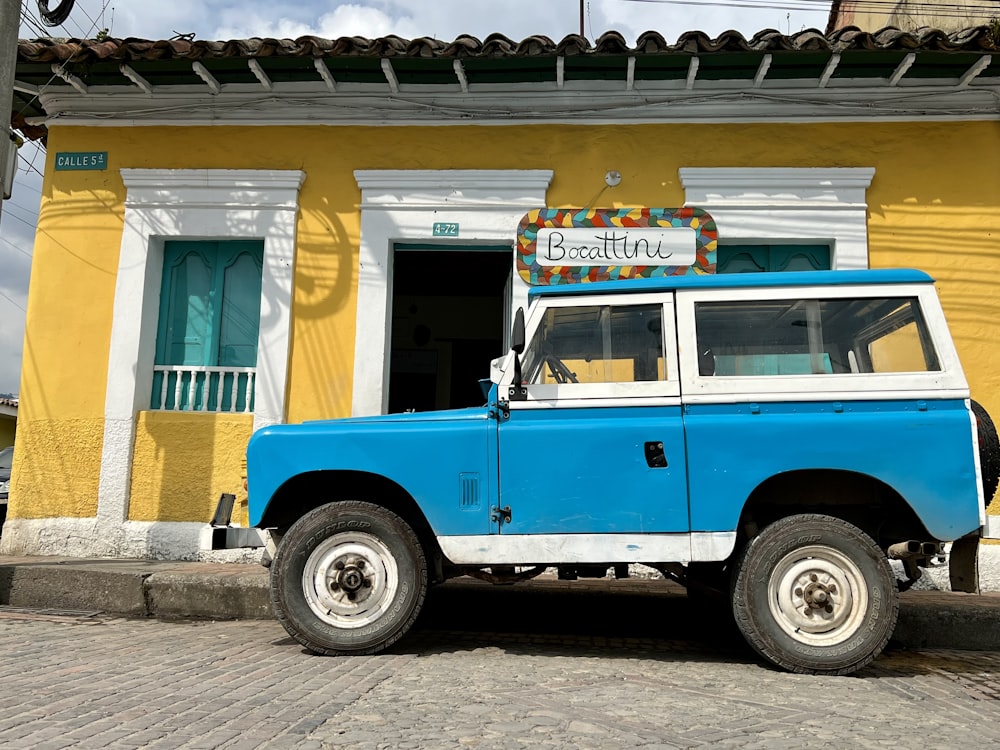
(544, 355, 579, 384)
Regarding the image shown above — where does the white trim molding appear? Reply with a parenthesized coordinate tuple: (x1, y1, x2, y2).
(679, 167, 875, 270)
(436, 531, 737, 565)
(351, 169, 554, 416)
(90, 168, 304, 552)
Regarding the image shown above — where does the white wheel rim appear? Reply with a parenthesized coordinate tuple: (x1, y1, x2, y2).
(302, 532, 399, 629)
(767, 545, 869, 647)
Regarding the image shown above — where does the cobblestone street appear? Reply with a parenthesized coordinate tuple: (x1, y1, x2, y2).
(2, 581, 1000, 749)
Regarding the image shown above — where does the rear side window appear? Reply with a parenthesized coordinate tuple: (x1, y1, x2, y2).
(694, 297, 940, 376)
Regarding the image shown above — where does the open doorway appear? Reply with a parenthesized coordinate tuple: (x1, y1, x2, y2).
(388, 246, 512, 413)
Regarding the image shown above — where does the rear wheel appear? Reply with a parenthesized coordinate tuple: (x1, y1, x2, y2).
(972, 400, 1000, 505)
(731, 514, 897, 675)
(270, 501, 427, 655)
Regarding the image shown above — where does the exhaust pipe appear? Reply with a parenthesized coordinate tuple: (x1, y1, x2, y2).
(888, 540, 922, 559)
(887, 540, 941, 559)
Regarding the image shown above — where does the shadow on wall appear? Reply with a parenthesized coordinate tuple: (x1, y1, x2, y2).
(128, 411, 253, 526)
(284, 196, 356, 421)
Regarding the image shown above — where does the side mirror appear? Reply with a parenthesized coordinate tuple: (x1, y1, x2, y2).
(511, 307, 525, 355)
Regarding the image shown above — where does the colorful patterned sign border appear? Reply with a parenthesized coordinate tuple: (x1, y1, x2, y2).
(517, 207, 718, 285)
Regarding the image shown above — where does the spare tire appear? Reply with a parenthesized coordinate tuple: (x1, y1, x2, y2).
(972, 400, 1000, 506)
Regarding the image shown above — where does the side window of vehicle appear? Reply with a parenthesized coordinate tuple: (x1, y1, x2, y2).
(522, 304, 664, 385)
(694, 297, 940, 376)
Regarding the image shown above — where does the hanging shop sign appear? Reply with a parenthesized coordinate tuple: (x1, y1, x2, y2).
(516, 207, 717, 285)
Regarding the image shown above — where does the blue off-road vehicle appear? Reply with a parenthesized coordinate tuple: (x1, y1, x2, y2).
(246, 268, 996, 675)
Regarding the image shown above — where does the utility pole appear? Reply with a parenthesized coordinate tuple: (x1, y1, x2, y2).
(579, 0, 585, 37)
(0, 0, 21, 219)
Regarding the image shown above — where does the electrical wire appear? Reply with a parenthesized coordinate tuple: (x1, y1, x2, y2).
(19, 8, 50, 37)
(0, 288, 27, 313)
(70, 1, 101, 34)
(5, 193, 39, 219)
(37, 0, 76, 27)
(16, 0, 111, 122)
(0, 208, 40, 233)
(18, 144, 46, 182)
(5, 197, 38, 220)
(0, 234, 34, 259)
(0, 203, 39, 228)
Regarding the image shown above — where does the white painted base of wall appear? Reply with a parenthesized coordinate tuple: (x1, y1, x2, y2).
(886, 543, 1000, 592)
(976, 543, 1000, 592)
(0, 517, 264, 563)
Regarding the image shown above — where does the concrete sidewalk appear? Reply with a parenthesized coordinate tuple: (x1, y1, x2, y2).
(0, 555, 998, 651)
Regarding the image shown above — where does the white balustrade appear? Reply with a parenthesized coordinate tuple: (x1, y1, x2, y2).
(152, 365, 256, 413)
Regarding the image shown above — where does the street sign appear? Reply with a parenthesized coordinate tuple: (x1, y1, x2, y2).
(55, 151, 108, 171)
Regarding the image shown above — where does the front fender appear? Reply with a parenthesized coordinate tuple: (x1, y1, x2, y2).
(246, 408, 495, 536)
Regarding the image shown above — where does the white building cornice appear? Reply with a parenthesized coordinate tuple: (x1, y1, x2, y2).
(31, 78, 1000, 128)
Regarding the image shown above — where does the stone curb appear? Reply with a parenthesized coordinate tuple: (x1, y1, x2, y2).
(0, 557, 272, 620)
(0, 557, 999, 651)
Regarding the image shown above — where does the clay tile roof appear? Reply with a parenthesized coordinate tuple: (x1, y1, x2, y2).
(12, 25, 998, 143)
(16, 25, 998, 65)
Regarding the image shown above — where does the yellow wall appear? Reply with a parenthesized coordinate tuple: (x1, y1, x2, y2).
(9, 417, 102, 518)
(14, 120, 1000, 523)
(128, 411, 253, 524)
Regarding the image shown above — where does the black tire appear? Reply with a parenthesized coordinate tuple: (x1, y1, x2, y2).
(731, 514, 898, 676)
(972, 400, 1000, 506)
(270, 501, 428, 655)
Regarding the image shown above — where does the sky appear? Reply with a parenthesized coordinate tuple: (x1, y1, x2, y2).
(0, 0, 831, 396)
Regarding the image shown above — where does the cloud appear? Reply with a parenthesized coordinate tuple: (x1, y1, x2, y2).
(598, 0, 828, 41)
(205, 1, 831, 47)
(213, 4, 421, 41)
(23, 0, 830, 45)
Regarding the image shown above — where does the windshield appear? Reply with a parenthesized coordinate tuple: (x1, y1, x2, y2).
(0, 447, 12, 471)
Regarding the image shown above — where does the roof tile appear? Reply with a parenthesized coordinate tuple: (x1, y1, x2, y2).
(16, 25, 998, 64)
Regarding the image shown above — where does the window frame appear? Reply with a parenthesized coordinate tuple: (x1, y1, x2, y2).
(675, 283, 968, 403)
(511, 292, 679, 409)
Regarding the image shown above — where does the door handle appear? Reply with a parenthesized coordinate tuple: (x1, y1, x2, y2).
(644, 441, 667, 468)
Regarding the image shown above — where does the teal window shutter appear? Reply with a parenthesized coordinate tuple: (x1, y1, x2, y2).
(219, 248, 264, 368)
(717, 244, 831, 274)
(161, 245, 212, 366)
(153, 240, 264, 411)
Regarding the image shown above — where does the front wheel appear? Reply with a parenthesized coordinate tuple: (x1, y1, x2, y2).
(270, 501, 428, 655)
(731, 514, 898, 675)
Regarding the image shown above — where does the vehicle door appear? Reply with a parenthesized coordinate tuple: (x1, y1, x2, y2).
(496, 293, 689, 535)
